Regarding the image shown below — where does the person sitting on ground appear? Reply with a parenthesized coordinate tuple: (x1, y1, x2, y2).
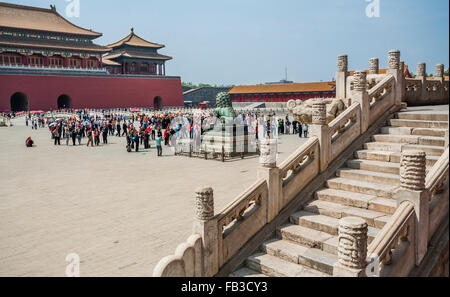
(25, 137, 34, 147)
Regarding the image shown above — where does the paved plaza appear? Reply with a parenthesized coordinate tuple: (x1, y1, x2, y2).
(0, 117, 308, 276)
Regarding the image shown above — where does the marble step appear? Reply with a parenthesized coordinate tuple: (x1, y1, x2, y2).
(336, 168, 400, 185)
(389, 119, 448, 129)
(262, 239, 338, 275)
(245, 252, 328, 277)
(364, 142, 445, 156)
(372, 134, 445, 147)
(380, 126, 447, 138)
(315, 187, 397, 215)
(354, 150, 439, 167)
(303, 199, 391, 229)
(290, 211, 380, 240)
(396, 112, 449, 122)
(402, 144, 445, 157)
(347, 159, 400, 175)
(229, 267, 268, 277)
(277, 224, 338, 255)
(326, 177, 398, 199)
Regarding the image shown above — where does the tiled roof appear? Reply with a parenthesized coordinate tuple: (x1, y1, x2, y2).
(0, 2, 102, 37)
(0, 35, 111, 53)
(103, 50, 172, 61)
(102, 58, 121, 66)
(228, 81, 336, 94)
(108, 28, 165, 49)
(426, 76, 449, 81)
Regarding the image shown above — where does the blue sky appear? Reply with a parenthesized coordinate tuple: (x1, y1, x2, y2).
(4, 0, 449, 85)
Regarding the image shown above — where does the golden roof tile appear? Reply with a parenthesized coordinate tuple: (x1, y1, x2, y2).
(108, 28, 165, 49)
(0, 2, 102, 37)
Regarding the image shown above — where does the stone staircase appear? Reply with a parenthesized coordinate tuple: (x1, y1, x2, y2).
(230, 108, 448, 277)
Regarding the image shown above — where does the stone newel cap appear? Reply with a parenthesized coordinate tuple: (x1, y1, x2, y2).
(339, 217, 367, 228)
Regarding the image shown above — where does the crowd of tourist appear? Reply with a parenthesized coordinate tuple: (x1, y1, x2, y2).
(16, 108, 312, 153)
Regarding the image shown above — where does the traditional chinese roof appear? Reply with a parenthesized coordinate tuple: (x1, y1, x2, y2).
(0, 35, 110, 53)
(426, 76, 449, 81)
(102, 58, 121, 66)
(0, 2, 102, 37)
(108, 28, 165, 49)
(228, 81, 336, 95)
(103, 50, 172, 61)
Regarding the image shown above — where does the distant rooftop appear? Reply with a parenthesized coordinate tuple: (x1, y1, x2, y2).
(0, 2, 102, 37)
(108, 28, 165, 49)
(229, 81, 336, 94)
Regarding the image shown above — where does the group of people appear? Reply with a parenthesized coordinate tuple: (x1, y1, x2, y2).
(277, 115, 309, 138)
(20, 108, 314, 154)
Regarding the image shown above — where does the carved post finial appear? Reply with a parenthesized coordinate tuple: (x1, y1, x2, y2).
(388, 50, 400, 70)
(436, 64, 444, 78)
(338, 217, 368, 270)
(195, 187, 214, 220)
(369, 58, 379, 74)
(400, 150, 426, 191)
(417, 63, 426, 77)
(353, 70, 367, 92)
(338, 54, 348, 73)
(259, 138, 277, 167)
(312, 100, 327, 125)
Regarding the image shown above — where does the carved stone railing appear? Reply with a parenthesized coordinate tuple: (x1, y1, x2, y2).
(216, 178, 268, 267)
(279, 137, 319, 207)
(366, 201, 415, 276)
(404, 63, 449, 106)
(347, 74, 387, 97)
(405, 78, 422, 102)
(154, 50, 409, 277)
(426, 147, 449, 196)
(328, 103, 361, 162)
(368, 74, 395, 125)
(153, 234, 203, 277)
(425, 147, 449, 242)
(363, 147, 449, 277)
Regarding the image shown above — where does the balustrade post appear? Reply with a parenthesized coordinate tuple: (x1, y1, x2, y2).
(436, 64, 445, 99)
(393, 150, 429, 265)
(192, 187, 219, 277)
(369, 58, 379, 74)
(333, 217, 368, 277)
(352, 71, 370, 133)
(387, 49, 403, 107)
(310, 101, 330, 172)
(257, 138, 281, 222)
(336, 54, 348, 101)
(415, 62, 428, 102)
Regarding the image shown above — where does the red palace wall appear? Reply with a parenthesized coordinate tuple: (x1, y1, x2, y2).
(0, 73, 184, 111)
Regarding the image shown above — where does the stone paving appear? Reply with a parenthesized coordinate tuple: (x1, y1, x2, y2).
(0, 117, 308, 276)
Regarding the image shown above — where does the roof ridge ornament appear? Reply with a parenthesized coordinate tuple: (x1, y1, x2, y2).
(50, 4, 56, 12)
(131, 27, 134, 34)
